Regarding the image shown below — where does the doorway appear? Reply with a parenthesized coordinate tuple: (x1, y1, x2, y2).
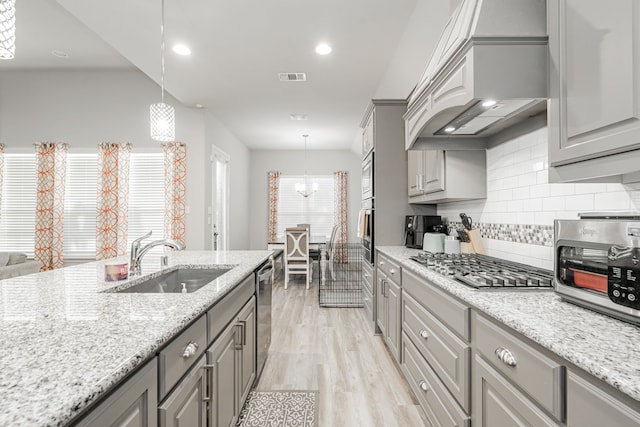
(211, 146, 230, 250)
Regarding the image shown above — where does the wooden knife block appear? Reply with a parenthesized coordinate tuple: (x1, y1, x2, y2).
(460, 242, 474, 253)
(467, 229, 486, 255)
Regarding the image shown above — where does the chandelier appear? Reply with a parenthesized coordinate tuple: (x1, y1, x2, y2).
(150, 0, 175, 141)
(0, 0, 16, 60)
(295, 134, 318, 198)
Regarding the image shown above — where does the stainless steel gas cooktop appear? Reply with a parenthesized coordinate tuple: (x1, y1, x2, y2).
(409, 252, 553, 290)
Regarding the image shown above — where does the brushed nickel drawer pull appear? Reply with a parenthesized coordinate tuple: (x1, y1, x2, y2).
(495, 347, 517, 367)
(182, 341, 199, 359)
(202, 364, 214, 402)
(419, 329, 429, 339)
(419, 380, 429, 391)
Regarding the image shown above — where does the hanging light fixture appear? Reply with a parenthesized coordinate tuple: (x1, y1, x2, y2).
(295, 134, 318, 198)
(0, 0, 16, 60)
(150, 0, 175, 142)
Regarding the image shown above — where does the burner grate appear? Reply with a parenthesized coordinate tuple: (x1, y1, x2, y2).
(409, 252, 553, 290)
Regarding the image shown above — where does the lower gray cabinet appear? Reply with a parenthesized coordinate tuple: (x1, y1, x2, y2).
(207, 297, 257, 427)
(473, 354, 558, 427)
(159, 356, 207, 427)
(566, 370, 640, 427)
(75, 358, 158, 427)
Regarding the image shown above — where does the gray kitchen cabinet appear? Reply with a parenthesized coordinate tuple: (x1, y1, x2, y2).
(566, 369, 640, 427)
(75, 358, 158, 427)
(400, 269, 471, 424)
(408, 150, 486, 204)
(376, 252, 401, 362)
(548, 0, 640, 182)
(472, 312, 564, 422)
(159, 356, 207, 427)
(408, 150, 446, 197)
(207, 297, 257, 427)
(473, 353, 558, 427)
(362, 260, 374, 329)
(361, 110, 374, 158)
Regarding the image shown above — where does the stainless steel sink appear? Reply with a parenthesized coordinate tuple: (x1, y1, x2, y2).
(116, 268, 232, 293)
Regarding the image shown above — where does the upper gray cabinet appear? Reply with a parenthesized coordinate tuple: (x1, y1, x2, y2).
(548, 0, 640, 182)
(408, 150, 486, 204)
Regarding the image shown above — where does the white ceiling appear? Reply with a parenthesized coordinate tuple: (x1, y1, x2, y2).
(1, 0, 420, 150)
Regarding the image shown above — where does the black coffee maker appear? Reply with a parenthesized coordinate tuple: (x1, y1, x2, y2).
(404, 215, 444, 248)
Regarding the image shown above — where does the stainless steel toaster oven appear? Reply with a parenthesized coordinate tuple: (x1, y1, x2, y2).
(555, 213, 640, 325)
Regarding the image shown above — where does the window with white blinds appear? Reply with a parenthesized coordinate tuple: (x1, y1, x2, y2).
(0, 152, 165, 261)
(276, 175, 334, 240)
(64, 154, 98, 259)
(127, 153, 165, 257)
(0, 155, 37, 256)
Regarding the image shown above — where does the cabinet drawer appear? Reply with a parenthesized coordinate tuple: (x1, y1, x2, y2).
(567, 370, 640, 427)
(159, 316, 207, 400)
(207, 274, 254, 343)
(402, 269, 470, 340)
(473, 312, 564, 420)
(377, 253, 401, 284)
(403, 292, 470, 412)
(402, 333, 470, 427)
(362, 281, 373, 315)
(473, 353, 559, 427)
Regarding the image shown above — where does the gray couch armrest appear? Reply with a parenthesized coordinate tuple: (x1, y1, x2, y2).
(0, 260, 43, 280)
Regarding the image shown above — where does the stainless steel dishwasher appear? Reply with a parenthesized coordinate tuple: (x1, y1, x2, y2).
(255, 258, 273, 380)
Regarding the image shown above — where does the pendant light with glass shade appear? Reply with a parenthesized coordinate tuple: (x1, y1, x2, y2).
(295, 134, 318, 198)
(0, 0, 16, 60)
(150, 0, 175, 142)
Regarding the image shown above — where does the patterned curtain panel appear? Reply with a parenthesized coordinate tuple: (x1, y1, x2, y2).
(267, 171, 281, 242)
(34, 142, 68, 270)
(334, 171, 348, 262)
(163, 142, 187, 245)
(0, 144, 4, 213)
(96, 142, 132, 260)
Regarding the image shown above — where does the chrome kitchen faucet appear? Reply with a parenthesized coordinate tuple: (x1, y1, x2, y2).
(130, 231, 185, 276)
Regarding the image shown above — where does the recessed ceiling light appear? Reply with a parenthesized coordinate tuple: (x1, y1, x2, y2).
(444, 126, 456, 133)
(51, 50, 69, 59)
(482, 100, 497, 107)
(195, 103, 204, 109)
(315, 44, 332, 55)
(172, 44, 191, 56)
(290, 114, 308, 121)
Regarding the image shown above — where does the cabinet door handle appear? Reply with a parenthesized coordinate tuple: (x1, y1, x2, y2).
(181, 341, 199, 359)
(239, 320, 247, 346)
(419, 380, 429, 391)
(495, 347, 517, 367)
(419, 329, 429, 339)
(389, 268, 396, 275)
(202, 364, 214, 402)
(379, 261, 384, 267)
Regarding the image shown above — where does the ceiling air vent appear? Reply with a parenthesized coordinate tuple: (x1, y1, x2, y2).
(278, 72, 307, 82)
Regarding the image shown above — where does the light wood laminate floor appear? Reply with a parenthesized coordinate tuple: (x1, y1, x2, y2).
(255, 274, 426, 427)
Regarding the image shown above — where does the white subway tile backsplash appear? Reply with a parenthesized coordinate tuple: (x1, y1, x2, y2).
(594, 192, 631, 210)
(542, 196, 566, 211)
(437, 125, 640, 269)
(564, 194, 595, 211)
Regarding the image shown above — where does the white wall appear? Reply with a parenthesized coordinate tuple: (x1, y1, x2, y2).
(437, 125, 640, 269)
(374, 1, 451, 99)
(0, 70, 238, 250)
(202, 112, 251, 250)
(248, 150, 362, 249)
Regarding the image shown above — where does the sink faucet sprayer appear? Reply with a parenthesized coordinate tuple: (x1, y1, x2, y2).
(129, 231, 186, 276)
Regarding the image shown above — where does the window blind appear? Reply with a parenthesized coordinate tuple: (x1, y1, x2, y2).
(127, 153, 165, 257)
(276, 175, 334, 240)
(64, 154, 98, 259)
(0, 155, 37, 256)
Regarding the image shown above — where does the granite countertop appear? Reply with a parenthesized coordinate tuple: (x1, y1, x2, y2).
(377, 246, 640, 403)
(0, 250, 272, 427)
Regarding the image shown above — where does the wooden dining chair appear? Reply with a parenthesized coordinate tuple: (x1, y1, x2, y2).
(321, 225, 340, 283)
(284, 227, 312, 289)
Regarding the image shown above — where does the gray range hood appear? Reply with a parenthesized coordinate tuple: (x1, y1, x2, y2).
(404, 0, 548, 150)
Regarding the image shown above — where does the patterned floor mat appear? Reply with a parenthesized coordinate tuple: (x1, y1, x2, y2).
(237, 390, 318, 427)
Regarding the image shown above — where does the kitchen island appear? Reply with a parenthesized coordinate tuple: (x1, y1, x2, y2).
(377, 246, 640, 425)
(0, 250, 271, 426)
